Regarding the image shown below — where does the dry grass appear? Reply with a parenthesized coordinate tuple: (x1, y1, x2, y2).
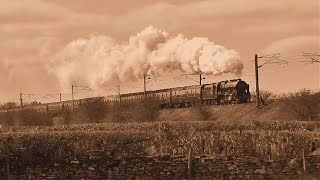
(0, 121, 319, 162)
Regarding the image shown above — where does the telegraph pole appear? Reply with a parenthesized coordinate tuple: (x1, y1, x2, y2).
(143, 75, 147, 99)
(253, 53, 284, 107)
(59, 93, 62, 102)
(20, 92, 23, 110)
(199, 74, 202, 85)
(118, 85, 121, 102)
(72, 85, 74, 110)
(254, 54, 260, 107)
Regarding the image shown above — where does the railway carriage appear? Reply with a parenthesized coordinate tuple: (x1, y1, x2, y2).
(170, 85, 201, 108)
(146, 89, 171, 108)
(103, 95, 121, 104)
(120, 92, 144, 102)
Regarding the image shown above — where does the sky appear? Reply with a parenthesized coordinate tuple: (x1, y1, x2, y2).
(0, 0, 319, 103)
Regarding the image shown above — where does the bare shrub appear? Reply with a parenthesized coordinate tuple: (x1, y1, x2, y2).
(284, 90, 320, 121)
(259, 91, 278, 103)
(250, 91, 278, 104)
(250, 92, 261, 104)
(0, 102, 17, 110)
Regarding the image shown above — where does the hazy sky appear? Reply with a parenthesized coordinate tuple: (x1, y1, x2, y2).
(0, 0, 319, 103)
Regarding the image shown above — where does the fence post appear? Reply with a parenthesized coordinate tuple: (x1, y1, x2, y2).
(188, 147, 193, 180)
(303, 149, 306, 172)
(201, 139, 205, 154)
(6, 155, 10, 180)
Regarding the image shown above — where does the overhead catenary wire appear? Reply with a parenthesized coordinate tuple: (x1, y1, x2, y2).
(254, 53, 288, 107)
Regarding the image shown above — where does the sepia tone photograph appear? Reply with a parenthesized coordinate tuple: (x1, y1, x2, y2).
(0, 0, 319, 179)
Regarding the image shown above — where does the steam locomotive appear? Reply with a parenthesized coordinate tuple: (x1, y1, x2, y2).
(0, 79, 251, 113)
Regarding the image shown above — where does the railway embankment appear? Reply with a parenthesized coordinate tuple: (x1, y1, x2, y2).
(159, 103, 294, 122)
(1, 90, 319, 126)
(159, 91, 320, 122)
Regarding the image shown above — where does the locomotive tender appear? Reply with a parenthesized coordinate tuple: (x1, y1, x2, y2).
(0, 79, 251, 113)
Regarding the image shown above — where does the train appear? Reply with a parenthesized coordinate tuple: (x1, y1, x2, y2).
(0, 79, 251, 113)
(121, 78, 251, 108)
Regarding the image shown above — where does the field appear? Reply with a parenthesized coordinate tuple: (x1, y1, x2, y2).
(1, 120, 320, 178)
(0, 91, 320, 178)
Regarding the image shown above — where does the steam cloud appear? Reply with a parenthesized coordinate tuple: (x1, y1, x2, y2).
(49, 26, 243, 89)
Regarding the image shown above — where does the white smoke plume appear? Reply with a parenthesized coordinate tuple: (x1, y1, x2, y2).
(49, 26, 243, 89)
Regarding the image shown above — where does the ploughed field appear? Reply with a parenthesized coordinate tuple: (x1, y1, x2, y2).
(1, 121, 320, 179)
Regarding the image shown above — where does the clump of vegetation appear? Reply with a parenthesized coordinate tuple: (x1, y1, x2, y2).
(284, 90, 320, 121)
(252, 89, 320, 121)
(250, 91, 280, 105)
(259, 91, 279, 103)
(0, 102, 17, 110)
